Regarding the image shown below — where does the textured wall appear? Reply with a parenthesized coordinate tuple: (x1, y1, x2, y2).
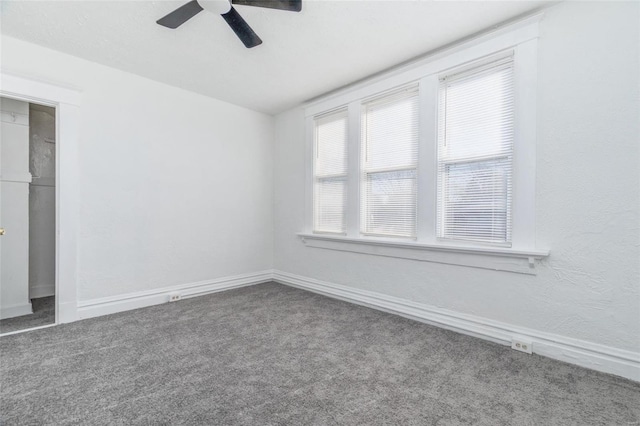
(273, 1, 640, 353)
(1, 37, 274, 302)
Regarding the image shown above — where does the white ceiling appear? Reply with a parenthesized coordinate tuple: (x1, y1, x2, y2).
(1, 0, 550, 114)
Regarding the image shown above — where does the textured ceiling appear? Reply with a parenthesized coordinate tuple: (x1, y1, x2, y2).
(1, 1, 550, 114)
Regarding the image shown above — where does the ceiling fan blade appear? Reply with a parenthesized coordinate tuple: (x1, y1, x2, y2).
(157, 0, 204, 29)
(231, 0, 301, 12)
(221, 7, 263, 48)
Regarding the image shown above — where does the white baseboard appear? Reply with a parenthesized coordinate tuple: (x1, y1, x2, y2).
(77, 270, 273, 320)
(30, 284, 55, 299)
(40, 267, 640, 382)
(0, 302, 33, 320)
(273, 270, 640, 382)
(58, 300, 78, 324)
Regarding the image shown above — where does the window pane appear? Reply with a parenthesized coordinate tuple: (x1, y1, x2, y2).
(439, 61, 514, 161)
(314, 177, 346, 233)
(363, 170, 417, 237)
(363, 89, 419, 170)
(315, 111, 348, 176)
(441, 158, 511, 243)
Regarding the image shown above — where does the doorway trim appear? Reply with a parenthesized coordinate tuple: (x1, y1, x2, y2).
(1, 71, 81, 325)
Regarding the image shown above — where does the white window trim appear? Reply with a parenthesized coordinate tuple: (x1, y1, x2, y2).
(302, 13, 549, 274)
(298, 233, 548, 275)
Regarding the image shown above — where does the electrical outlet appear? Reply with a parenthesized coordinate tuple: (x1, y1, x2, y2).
(168, 293, 181, 302)
(511, 337, 533, 354)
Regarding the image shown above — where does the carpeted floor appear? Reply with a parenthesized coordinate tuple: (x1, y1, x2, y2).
(1, 283, 638, 425)
(0, 296, 55, 334)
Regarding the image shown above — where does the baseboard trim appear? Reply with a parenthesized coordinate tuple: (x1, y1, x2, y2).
(273, 270, 640, 382)
(30, 284, 55, 299)
(77, 270, 273, 320)
(0, 302, 33, 320)
(58, 301, 78, 324)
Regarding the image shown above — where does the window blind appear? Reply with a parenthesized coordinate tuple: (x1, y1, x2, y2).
(314, 109, 348, 233)
(361, 87, 419, 238)
(437, 56, 514, 244)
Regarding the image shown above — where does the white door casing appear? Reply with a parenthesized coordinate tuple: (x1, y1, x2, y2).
(0, 72, 81, 326)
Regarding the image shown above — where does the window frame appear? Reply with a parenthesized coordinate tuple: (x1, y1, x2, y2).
(436, 52, 516, 246)
(312, 109, 349, 235)
(360, 85, 420, 239)
(302, 13, 548, 274)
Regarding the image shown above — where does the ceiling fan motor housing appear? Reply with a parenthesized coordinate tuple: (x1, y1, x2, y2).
(157, 0, 301, 48)
(197, 0, 232, 15)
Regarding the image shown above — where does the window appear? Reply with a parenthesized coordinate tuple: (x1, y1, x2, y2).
(361, 87, 419, 238)
(313, 110, 348, 234)
(437, 56, 514, 244)
(302, 16, 546, 273)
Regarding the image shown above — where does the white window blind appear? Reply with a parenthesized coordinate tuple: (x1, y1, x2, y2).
(437, 56, 514, 244)
(361, 86, 419, 238)
(313, 109, 348, 233)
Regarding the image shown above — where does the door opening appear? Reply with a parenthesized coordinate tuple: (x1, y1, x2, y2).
(0, 97, 56, 334)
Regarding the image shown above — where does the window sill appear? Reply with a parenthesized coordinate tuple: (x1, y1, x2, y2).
(298, 233, 549, 275)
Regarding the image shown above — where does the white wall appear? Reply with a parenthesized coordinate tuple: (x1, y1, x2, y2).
(274, 1, 640, 355)
(29, 104, 56, 299)
(1, 36, 274, 302)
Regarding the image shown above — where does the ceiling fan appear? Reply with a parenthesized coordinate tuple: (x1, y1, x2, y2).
(157, 0, 301, 49)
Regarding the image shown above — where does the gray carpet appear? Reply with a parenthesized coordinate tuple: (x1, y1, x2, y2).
(0, 296, 55, 334)
(1, 283, 638, 425)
